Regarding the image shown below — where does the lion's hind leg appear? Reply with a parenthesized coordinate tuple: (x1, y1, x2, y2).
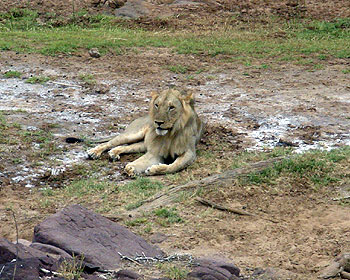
(108, 142, 146, 161)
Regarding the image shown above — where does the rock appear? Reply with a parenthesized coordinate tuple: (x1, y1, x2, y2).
(33, 204, 164, 270)
(115, 0, 150, 19)
(319, 253, 350, 279)
(89, 48, 101, 58)
(170, 0, 202, 6)
(188, 258, 240, 280)
(0, 238, 52, 263)
(92, 83, 111, 94)
(115, 269, 141, 279)
(149, 232, 168, 244)
(30, 242, 72, 259)
(0, 258, 45, 280)
(251, 267, 300, 280)
(318, 261, 341, 279)
(91, 0, 126, 9)
(337, 253, 350, 272)
(16, 238, 32, 247)
(108, 0, 127, 9)
(0, 238, 58, 280)
(277, 137, 299, 147)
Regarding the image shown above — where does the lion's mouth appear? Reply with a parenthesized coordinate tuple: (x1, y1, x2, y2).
(156, 128, 169, 136)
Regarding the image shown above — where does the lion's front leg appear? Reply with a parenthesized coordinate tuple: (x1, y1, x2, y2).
(125, 152, 162, 176)
(145, 150, 195, 175)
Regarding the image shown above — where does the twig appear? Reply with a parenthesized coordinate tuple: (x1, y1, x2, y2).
(6, 208, 19, 280)
(118, 252, 194, 265)
(49, 81, 82, 88)
(195, 197, 253, 216)
(195, 197, 280, 224)
(0, 265, 5, 277)
(333, 195, 350, 201)
(118, 252, 141, 265)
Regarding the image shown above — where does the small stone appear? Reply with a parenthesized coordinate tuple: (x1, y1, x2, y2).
(149, 232, 168, 244)
(115, 269, 141, 279)
(89, 48, 101, 58)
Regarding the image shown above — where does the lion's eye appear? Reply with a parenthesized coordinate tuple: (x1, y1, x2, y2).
(169, 105, 175, 111)
(154, 103, 159, 109)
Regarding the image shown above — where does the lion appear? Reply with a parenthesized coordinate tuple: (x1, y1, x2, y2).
(87, 89, 203, 176)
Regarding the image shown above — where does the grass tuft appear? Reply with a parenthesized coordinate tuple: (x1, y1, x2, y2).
(154, 207, 183, 225)
(4, 70, 22, 78)
(25, 76, 50, 84)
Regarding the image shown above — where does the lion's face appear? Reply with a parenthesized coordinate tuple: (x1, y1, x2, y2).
(150, 89, 192, 136)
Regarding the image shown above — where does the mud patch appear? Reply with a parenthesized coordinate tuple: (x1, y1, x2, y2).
(2, 63, 350, 187)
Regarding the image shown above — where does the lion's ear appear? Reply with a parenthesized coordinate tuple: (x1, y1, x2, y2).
(181, 90, 194, 104)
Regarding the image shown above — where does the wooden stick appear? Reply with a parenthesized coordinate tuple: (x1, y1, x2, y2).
(195, 197, 280, 223)
(195, 197, 253, 216)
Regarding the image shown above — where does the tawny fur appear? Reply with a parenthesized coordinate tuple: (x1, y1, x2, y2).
(87, 89, 203, 176)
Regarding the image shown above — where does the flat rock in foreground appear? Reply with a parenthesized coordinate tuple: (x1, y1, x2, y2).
(33, 204, 164, 270)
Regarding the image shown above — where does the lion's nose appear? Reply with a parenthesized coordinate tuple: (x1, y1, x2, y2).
(154, 120, 164, 127)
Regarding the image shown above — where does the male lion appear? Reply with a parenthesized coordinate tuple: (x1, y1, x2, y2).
(87, 89, 203, 176)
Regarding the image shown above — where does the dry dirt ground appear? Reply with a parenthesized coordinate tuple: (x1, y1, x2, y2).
(1, 1, 350, 279)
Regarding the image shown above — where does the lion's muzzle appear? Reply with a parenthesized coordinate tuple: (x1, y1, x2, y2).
(156, 128, 168, 136)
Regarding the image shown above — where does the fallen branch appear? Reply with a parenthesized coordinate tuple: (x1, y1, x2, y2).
(195, 197, 280, 223)
(128, 157, 284, 218)
(195, 197, 253, 216)
(118, 252, 194, 265)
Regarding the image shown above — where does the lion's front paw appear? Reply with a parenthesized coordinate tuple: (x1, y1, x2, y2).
(125, 164, 141, 177)
(145, 164, 168, 175)
(108, 150, 120, 162)
(87, 148, 102, 160)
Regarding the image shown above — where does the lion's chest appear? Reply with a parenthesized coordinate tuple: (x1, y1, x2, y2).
(144, 130, 187, 159)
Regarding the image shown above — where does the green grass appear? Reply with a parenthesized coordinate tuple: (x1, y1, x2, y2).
(79, 73, 96, 85)
(63, 179, 111, 197)
(0, 112, 6, 128)
(124, 217, 149, 227)
(243, 147, 350, 189)
(119, 177, 165, 210)
(154, 207, 183, 226)
(25, 76, 50, 84)
(0, 9, 350, 62)
(58, 254, 85, 280)
(4, 70, 22, 78)
(167, 64, 188, 74)
(158, 264, 189, 280)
